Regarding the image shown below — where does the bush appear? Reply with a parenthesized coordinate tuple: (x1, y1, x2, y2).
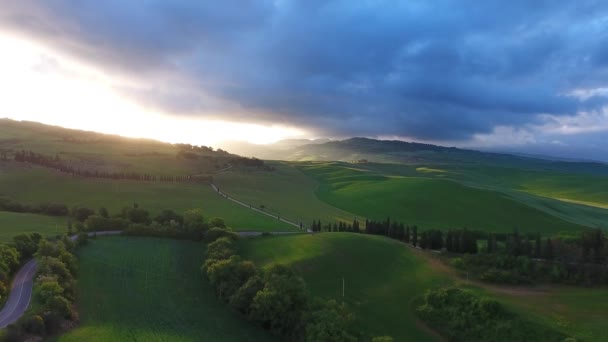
(20, 314, 45, 335)
(85, 215, 129, 231)
(204, 227, 238, 243)
(416, 287, 568, 341)
(48, 295, 73, 319)
(72, 206, 96, 222)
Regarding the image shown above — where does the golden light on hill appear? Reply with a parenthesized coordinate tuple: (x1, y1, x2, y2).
(0, 34, 304, 146)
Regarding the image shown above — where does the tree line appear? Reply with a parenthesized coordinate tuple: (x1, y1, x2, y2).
(12, 150, 212, 183)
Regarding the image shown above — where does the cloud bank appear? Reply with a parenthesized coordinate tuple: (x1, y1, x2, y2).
(1, 1, 608, 159)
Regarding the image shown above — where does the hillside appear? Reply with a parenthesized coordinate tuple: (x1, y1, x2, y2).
(221, 137, 608, 176)
(0, 119, 256, 176)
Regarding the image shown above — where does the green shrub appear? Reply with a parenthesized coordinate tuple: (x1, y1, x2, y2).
(204, 227, 238, 243)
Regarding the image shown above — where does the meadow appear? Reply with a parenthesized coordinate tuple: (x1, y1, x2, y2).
(58, 236, 274, 342)
(464, 283, 608, 341)
(297, 162, 586, 234)
(239, 233, 452, 341)
(0, 163, 293, 232)
(0, 211, 66, 241)
(214, 161, 356, 226)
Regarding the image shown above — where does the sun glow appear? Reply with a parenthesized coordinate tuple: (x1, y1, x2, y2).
(0, 34, 304, 146)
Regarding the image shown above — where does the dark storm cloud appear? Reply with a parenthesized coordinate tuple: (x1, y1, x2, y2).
(2, 0, 608, 142)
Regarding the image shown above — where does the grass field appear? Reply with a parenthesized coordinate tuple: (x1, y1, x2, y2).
(464, 284, 608, 341)
(58, 237, 274, 342)
(214, 162, 356, 226)
(239, 233, 452, 341)
(0, 164, 293, 232)
(298, 162, 586, 234)
(0, 211, 66, 241)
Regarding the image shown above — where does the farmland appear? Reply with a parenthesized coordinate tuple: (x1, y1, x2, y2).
(0, 211, 66, 241)
(0, 163, 293, 232)
(297, 162, 589, 234)
(58, 237, 274, 342)
(214, 161, 356, 226)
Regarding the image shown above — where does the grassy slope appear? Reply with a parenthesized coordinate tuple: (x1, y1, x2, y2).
(464, 284, 608, 341)
(0, 119, 224, 175)
(214, 162, 356, 226)
(299, 162, 585, 234)
(0, 164, 292, 232)
(58, 237, 274, 342)
(239, 233, 452, 341)
(0, 212, 66, 241)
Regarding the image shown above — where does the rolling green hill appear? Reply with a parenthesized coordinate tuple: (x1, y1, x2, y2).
(239, 233, 452, 341)
(298, 162, 589, 233)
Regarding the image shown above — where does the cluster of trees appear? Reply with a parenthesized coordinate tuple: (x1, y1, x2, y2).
(0, 198, 69, 217)
(80, 205, 223, 241)
(5, 235, 82, 340)
(175, 143, 215, 153)
(231, 156, 265, 168)
(0, 234, 49, 303)
(313, 218, 422, 247)
(202, 229, 382, 341)
(444, 229, 478, 254)
(451, 228, 608, 286)
(12, 150, 211, 183)
(416, 287, 568, 342)
(310, 219, 361, 233)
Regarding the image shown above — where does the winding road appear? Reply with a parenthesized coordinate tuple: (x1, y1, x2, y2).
(0, 231, 122, 329)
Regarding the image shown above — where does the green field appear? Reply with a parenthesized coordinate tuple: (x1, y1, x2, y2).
(58, 237, 274, 342)
(297, 162, 586, 234)
(0, 164, 293, 232)
(0, 211, 67, 241)
(465, 284, 608, 341)
(214, 162, 356, 226)
(239, 233, 452, 341)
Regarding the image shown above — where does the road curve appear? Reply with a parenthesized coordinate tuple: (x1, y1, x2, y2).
(0, 231, 122, 329)
(0, 259, 37, 328)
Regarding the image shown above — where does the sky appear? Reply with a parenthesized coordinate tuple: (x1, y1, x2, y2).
(1, 1, 608, 161)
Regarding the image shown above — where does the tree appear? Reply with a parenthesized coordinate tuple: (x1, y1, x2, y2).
(412, 226, 418, 247)
(13, 234, 37, 259)
(99, 207, 109, 218)
(72, 206, 95, 222)
(154, 209, 183, 225)
(206, 256, 257, 301)
(209, 217, 227, 228)
(305, 300, 356, 342)
(0, 244, 20, 272)
(250, 264, 309, 338)
(544, 238, 554, 260)
(535, 235, 542, 258)
(34, 279, 64, 304)
(204, 227, 238, 243)
(229, 275, 265, 315)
